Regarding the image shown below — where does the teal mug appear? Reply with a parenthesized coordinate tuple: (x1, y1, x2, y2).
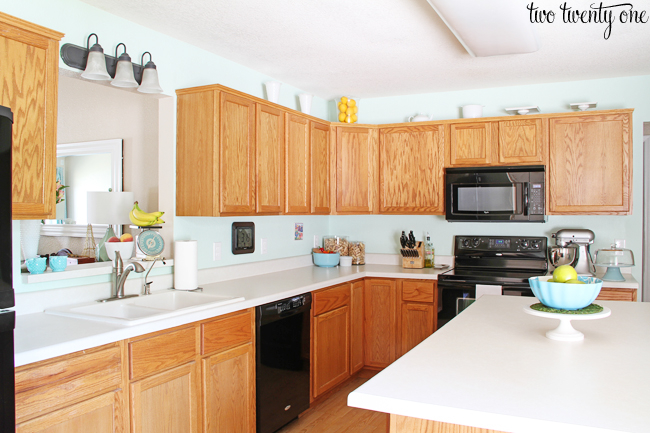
(26, 257, 47, 274)
(49, 256, 68, 272)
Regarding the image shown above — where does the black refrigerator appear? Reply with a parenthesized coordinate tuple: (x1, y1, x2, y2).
(0, 105, 15, 430)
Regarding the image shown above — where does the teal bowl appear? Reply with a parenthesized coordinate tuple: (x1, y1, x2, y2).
(313, 252, 340, 267)
(26, 257, 47, 275)
(529, 276, 603, 310)
(49, 256, 68, 272)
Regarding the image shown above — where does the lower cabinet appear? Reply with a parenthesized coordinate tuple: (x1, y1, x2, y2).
(597, 287, 637, 302)
(398, 280, 438, 357)
(350, 279, 364, 374)
(364, 278, 398, 369)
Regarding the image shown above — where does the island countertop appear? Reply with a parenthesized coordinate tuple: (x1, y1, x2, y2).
(348, 295, 650, 433)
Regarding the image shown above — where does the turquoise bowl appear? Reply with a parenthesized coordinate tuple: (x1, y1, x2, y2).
(49, 256, 68, 272)
(313, 252, 340, 267)
(528, 276, 603, 310)
(26, 257, 47, 275)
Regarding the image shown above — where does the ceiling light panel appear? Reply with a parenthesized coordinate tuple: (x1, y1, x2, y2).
(425, 0, 540, 57)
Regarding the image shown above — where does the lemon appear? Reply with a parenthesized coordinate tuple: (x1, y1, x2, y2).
(345, 115, 352, 123)
(339, 103, 347, 113)
(353, 106, 358, 114)
(340, 96, 348, 105)
(338, 112, 347, 122)
(351, 114, 358, 123)
(347, 99, 356, 107)
(346, 107, 353, 115)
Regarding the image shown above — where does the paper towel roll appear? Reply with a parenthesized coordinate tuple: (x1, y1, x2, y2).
(174, 240, 198, 291)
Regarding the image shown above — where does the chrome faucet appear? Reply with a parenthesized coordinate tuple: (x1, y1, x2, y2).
(142, 257, 165, 295)
(99, 251, 145, 302)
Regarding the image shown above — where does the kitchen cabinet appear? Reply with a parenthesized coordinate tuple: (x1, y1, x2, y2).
(398, 280, 437, 357)
(379, 125, 445, 214)
(335, 127, 379, 214)
(364, 278, 397, 369)
(311, 121, 332, 214)
(447, 121, 497, 167)
(15, 342, 126, 432)
(548, 110, 632, 214)
(497, 118, 546, 164)
(220, 92, 256, 215)
(0, 12, 62, 219)
(285, 113, 310, 214)
(256, 103, 284, 214)
(597, 287, 637, 302)
(350, 279, 364, 374)
(312, 283, 351, 399)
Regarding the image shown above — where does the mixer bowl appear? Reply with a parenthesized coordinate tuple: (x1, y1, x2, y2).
(548, 246, 578, 268)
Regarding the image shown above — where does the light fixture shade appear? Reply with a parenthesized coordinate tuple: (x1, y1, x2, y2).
(87, 191, 134, 225)
(81, 45, 111, 80)
(111, 53, 138, 88)
(137, 62, 163, 93)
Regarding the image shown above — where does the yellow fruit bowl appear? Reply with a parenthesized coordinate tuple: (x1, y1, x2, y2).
(528, 276, 603, 310)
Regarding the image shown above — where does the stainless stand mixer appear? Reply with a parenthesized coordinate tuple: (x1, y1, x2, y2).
(549, 229, 596, 275)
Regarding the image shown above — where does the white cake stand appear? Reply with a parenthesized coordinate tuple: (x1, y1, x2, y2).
(523, 304, 611, 341)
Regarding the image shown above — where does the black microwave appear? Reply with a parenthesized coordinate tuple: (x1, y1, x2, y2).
(445, 165, 545, 222)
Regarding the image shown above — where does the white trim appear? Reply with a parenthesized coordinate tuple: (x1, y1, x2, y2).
(41, 223, 108, 238)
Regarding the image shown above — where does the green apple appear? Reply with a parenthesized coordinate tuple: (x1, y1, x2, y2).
(565, 279, 586, 284)
(552, 265, 578, 283)
(546, 277, 556, 283)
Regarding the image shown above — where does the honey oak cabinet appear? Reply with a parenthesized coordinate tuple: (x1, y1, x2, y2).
(0, 12, 62, 219)
(398, 280, 437, 357)
(548, 110, 632, 214)
(497, 118, 546, 165)
(447, 121, 497, 167)
(256, 103, 285, 214)
(597, 287, 637, 302)
(14, 342, 127, 432)
(311, 121, 332, 214)
(364, 278, 398, 369)
(285, 113, 310, 214)
(379, 125, 445, 214)
(350, 279, 365, 374)
(335, 127, 379, 214)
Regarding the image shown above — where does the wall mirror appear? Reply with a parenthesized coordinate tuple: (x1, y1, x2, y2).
(41, 138, 123, 237)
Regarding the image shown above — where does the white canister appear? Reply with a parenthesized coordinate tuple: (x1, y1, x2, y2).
(264, 81, 282, 103)
(462, 104, 484, 118)
(299, 93, 313, 115)
(339, 256, 353, 267)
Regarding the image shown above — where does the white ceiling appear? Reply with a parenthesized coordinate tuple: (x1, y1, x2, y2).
(80, 0, 650, 99)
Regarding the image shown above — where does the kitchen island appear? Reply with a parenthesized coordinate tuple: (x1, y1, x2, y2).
(348, 295, 650, 433)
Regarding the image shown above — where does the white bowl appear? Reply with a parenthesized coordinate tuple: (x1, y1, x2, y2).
(105, 241, 134, 260)
(462, 104, 484, 118)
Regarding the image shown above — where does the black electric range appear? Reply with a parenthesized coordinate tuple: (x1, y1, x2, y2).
(437, 236, 548, 327)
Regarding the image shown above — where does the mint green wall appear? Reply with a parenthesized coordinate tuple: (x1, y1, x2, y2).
(332, 75, 649, 284)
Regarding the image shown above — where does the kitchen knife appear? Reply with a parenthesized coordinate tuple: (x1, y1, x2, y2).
(400, 231, 407, 249)
(408, 231, 416, 249)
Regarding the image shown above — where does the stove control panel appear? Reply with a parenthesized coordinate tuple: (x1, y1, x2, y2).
(456, 236, 546, 252)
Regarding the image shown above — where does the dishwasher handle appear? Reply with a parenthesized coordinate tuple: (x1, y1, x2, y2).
(257, 293, 312, 326)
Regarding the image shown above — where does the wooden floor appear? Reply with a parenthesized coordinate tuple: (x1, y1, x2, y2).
(277, 377, 388, 433)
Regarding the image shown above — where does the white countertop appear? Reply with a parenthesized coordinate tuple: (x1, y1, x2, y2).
(14, 264, 449, 367)
(348, 295, 650, 433)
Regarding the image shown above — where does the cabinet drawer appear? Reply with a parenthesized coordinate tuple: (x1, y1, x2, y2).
(15, 343, 122, 423)
(129, 326, 197, 380)
(402, 280, 435, 303)
(313, 283, 351, 316)
(202, 309, 254, 355)
(597, 287, 637, 302)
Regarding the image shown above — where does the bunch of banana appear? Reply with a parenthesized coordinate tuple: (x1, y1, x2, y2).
(129, 201, 165, 227)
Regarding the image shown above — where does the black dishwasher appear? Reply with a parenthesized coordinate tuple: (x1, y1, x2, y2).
(256, 293, 311, 433)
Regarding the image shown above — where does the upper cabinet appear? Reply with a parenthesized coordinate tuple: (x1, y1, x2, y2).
(0, 12, 63, 219)
(447, 121, 496, 166)
(335, 127, 378, 214)
(256, 103, 284, 214)
(379, 125, 445, 214)
(311, 121, 332, 214)
(548, 110, 632, 215)
(285, 113, 310, 214)
(497, 118, 546, 165)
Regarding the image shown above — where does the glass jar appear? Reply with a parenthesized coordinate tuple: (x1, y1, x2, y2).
(322, 235, 336, 252)
(335, 235, 349, 256)
(349, 241, 365, 265)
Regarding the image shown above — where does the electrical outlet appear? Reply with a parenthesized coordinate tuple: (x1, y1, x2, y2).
(615, 239, 625, 248)
(261, 238, 268, 255)
(213, 242, 221, 261)
(313, 235, 319, 248)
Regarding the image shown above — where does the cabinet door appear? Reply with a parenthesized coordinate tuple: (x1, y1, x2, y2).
(176, 89, 219, 216)
(448, 122, 496, 166)
(285, 113, 310, 214)
(16, 391, 125, 433)
(364, 279, 397, 368)
(311, 121, 331, 214)
(548, 111, 632, 214)
(0, 13, 62, 219)
(498, 118, 545, 164)
(256, 103, 284, 214)
(350, 279, 364, 374)
(336, 127, 378, 214)
(220, 92, 256, 215)
(130, 362, 200, 433)
(313, 306, 350, 398)
(202, 343, 255, 433)
(597, 287, 637, 302)
(379, 125, 445, 214)
(399, 303, 435, 357)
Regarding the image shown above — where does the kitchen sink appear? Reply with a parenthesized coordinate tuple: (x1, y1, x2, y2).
(45, 290, 245, 326)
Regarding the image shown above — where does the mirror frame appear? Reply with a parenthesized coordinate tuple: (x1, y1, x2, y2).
(42, 139, 123, 237)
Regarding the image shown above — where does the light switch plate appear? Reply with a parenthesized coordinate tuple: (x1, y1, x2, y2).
(213, 242, 221, 261)
(313, 235, 319, 248)
(261, 238, 267, 255)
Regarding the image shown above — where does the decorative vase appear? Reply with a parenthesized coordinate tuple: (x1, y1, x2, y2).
(299, 93, 313, 115)
(264, 81, 282, 103)
(20, 220, 43, 261)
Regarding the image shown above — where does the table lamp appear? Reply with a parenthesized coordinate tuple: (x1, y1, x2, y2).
(87, 191, 134, 262)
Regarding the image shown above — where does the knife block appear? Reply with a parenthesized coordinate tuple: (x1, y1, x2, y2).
(401, 242, 424, 269)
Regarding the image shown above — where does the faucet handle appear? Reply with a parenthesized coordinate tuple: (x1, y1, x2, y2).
(143, 281, 153, 296)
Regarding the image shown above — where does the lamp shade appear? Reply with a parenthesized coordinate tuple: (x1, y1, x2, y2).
(87, 191, 134, 225)
(81, 44, 111, 81)
(111, 53, 138, 88)
(137, 61, 163, 94)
